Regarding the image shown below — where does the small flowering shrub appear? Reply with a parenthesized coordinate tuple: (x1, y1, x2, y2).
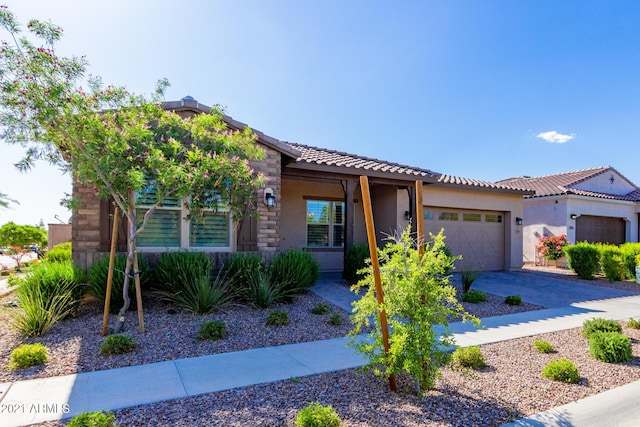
(536, 234, 570, 261)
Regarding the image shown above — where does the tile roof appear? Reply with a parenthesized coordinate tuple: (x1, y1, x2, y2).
(437, 175, 534, 193)
(497, 166, 640, 201)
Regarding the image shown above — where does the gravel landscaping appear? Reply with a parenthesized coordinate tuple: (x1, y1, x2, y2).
(2, 267, 640, 426)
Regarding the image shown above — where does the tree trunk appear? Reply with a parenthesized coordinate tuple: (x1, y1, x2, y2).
(113, 205, 137, 334)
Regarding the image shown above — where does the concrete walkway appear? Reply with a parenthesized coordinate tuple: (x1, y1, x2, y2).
(1, 272, 640, 426)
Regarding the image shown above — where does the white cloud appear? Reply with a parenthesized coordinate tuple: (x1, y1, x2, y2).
(536, 131, 575, 144)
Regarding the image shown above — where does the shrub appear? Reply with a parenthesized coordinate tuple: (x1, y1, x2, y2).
(533, 339, 555, 353)
(627, 318, 640, 329)
(295, 402, 341, 427)
(451, 346, 486, 369)
(68, 410, 117, 427)
(198, 320, 227, 341)
(564, 243, 599, 279)
(461, 290, 487, 303)
(582, 318, 622, 338)
(598, 244, 624, 282)
(270, 249, 320, 296)
(88, 254, 150, 314)
(589, 331, 632, 363)
(541, 358, 580, 383)
(504, 295, 522, 306)
(154, 250, 212, 294)
(461, 267, 479, 294)
(46, 241, 72, 263)
(224, 252, 264, 291)
(240, 268, 290, 308)
(99, 334, 136, 355)
(620, 243, 640, 279)
(343, 243, 369, 282)
(311, 303, 331, 315)
(328, 312, 344, 326)
(266, 310, 289, 326)
(9, 343, 48, 370)
(154, 270, 232, 315)
(536, 234, 570, 261)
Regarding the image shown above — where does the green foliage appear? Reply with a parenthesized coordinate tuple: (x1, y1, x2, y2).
(224, 252, 264, 290)
(589, 331, 632, 363)
(155, 270, 232, 315)
(328, 312, 344, 326)
(240, 267, 290, 308)
(627, 318, 640, 329)
(350, 226, 479, 393)
(99, 334, 136, 355)
(266, 310, 289, 326)
(533, 340, 555, 354)
(153, 250, 212, 294)
(460, 267, 479, 294)
(598, 244, 624, 282)
(269, 249, 320, 296)
(8, 343, 48, 370)
(541, 358, 580, 383)
(295, 402, 341, 427)
(451, 346, 486, 369)
(0, 191, 18, 209)
(87, 254, 150, 314)
(68, 411, 117, 427)
(0, 221, 47, 248)
(582, 318, 622, 338)
(564, 243, 600, 279)
(536, 234, 570, 261)
(504, 295, 522, 306)
(620, 243, 640, 279)
(343, 243, 370, 282)
(311, 303, 331, 315)
(461, 290, 487, 303)
(198, 320, 227, 341)
(46, 241, 72, 263)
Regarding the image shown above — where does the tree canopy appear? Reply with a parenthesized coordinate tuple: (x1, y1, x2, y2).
(0, 221, 47, 248)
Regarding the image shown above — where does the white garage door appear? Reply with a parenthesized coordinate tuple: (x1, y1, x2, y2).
(422, 207, 505, 271)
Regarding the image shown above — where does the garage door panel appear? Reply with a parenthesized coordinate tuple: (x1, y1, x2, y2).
(576, 215, 625, 245)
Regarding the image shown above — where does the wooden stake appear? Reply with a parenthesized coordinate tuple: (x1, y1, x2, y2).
(101, 207, 120, 336)
(415, 180, 425, 256)
(133, 251, 144, 333)
(359, 175, 397, 392)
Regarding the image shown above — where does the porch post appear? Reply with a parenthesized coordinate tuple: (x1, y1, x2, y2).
(343, 179, 357, 250)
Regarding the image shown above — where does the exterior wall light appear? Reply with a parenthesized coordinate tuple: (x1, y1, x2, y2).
(404, 211, 411, 220)
(515, 217, 523, 226)
(264, 187, 275, 207)
(570, 214, 577, 220)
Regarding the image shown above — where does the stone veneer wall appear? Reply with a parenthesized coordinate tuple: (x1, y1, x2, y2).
(71, 180, 103, 271)
(253, 145, 281, 255)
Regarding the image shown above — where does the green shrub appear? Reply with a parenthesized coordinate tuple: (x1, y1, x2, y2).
(343, 243, 369, 282)
(99, 334, 136, 355)
(582, 318, 622, 338)
(328, 312, 344, 326)
(533, 339, 555, 354)
(461, 268, 479, 294)
(270, 249, 320, 297)
(155, 270, 232, 315)
(589, 331, 632, 363)
(154, 250, 212, 294)
(564, 243, 599, 279)
(68, 410, 117, 427)
(311, 303, 331, 315)
(451, 346, 486, 369)
(240, 268, 290, 308)
(9, 343, 48, 370)
(504, 295, 522, 306)
(295, 402, 341, 427)
(88, 254, 150, 314)
(620, 243, 640, 279)
(46, 241, 72, 263)
(541, 358, 580, 383)
(627, 318, 640, 329)
(598, 244, 624, 282)
(198, 320, 227, 341)
(461, 290, 487, 303)
(266, 310, 289, 326)
(224, 252, 264, 291)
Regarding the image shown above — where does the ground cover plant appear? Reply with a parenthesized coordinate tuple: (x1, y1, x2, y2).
(99, 335, 136, 356)
(266, 310, 290, 326)
(8, 343, 48, 370)
(504, 295, 522, 306)
(68, 410, 117, 427)
(533, 339, 555, 354)
(311, 303, 331, 315)
(451, 346, 486, 369)
(627, 318, 640, 329)
(462, 289, 488, 303)
(198, 320, 227, 341)
(295, 402, 341, 427)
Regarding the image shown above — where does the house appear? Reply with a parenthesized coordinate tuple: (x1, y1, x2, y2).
(72, 97, 533, 274)
(498, 167, 640, 264)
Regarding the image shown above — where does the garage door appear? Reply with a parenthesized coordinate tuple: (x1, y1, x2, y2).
(576, 215, 625, 245)
(423, 207, 505, 271)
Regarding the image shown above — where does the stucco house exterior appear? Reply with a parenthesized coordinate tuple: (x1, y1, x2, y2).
(72, 97, 532, 274)
(498, 167, 640, 264)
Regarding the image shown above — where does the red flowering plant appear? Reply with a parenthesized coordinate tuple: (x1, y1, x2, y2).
(536, 234, 571, 261)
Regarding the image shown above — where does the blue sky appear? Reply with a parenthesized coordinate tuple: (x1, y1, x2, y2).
(1, 0, 640, 226)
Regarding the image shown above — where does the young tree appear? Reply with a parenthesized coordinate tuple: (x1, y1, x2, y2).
(0, 6, 265, 331)
(349, 227, 480, 394)
(0, 221, 46, 270)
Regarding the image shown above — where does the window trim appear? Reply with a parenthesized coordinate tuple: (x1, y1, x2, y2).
(305, 199, 345, 248)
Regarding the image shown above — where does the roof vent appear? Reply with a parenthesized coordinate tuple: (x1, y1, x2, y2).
(182, 95, 195, 101)
(180, 95, 198, 108)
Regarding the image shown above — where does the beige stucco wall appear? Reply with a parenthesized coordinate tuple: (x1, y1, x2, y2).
(48, 224, 72, 251)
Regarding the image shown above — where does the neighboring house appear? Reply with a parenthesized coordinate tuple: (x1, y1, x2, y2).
(498, 167, 640, 264)
(72, 97, 532, 274)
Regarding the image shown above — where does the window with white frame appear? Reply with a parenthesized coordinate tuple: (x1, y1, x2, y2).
(136, 184, 231, 249)
(306, 200, 344, 248)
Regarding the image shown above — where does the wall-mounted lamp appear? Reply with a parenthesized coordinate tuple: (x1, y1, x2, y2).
(264, 187, 275, 207)
(404, 211, 411, 220)
(570, 214, 577, 220)
(515, 217, 523, 226)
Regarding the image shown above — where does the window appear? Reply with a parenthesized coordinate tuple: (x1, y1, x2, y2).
(306, 200, 344, 247)
(463, 213, 481, 222)
(423, 209, 435, 220)
(485, 214, 502, 223)
(438, 211, 459, 221)
(136, 183, 231, 249)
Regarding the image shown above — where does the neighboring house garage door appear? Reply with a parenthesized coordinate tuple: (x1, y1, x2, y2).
(423, 207, 505, 271)
(576, 215, 625, 245)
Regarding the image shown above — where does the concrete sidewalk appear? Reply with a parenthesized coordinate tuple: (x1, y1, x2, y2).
(2, 275, 640, 426)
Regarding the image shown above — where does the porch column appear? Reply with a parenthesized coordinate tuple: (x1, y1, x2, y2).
(343, 179, 357, 249)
